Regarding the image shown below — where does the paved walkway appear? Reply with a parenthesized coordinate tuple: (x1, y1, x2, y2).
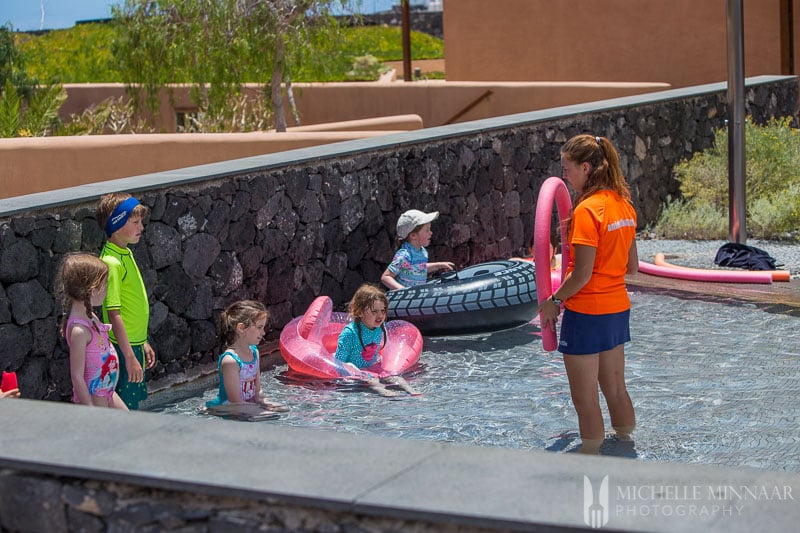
(2, 399, 799, 532)
(634, 238, 800, 315)
(627, 273, 800, 316)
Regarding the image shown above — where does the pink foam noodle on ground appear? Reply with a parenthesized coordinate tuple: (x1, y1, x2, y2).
(637, 257, 773, 284)
(534, 177, 572, 351)
(653, 252, 790, 282)
(279, 296, 423, 380)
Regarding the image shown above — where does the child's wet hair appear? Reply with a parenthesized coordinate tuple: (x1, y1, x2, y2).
(56, 252, 109, 335)
(96, 192, 148, 231)
(219, 300, 268, 347)
(348, 283, 389, 319)
(348, 284, 389, 350)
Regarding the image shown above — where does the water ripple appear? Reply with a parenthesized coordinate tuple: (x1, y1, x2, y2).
(152, 290, 800, 472)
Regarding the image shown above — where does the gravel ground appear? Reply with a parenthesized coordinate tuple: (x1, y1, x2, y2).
(635, 237, 800, 278)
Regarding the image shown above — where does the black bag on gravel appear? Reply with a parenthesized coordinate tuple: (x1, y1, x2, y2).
(714, 242, 780, 271)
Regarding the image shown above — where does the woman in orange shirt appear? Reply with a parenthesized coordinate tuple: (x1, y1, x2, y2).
(538, 134, 639, 454)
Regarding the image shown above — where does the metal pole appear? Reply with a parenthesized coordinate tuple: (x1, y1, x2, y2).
(726, 0, 747, 243)
(401, 0, 412, 81)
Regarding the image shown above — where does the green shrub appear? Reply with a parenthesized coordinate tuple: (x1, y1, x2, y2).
(58, 96, 153, 135)
(17, 24, 120, 83)
(14, 21, 444, 133)
(0, 79, 66, 137)
(339, 25, 444, 62)
(2, 25, 37, 99)
(653, 198, 727, 240)
(749, 183, 800, 239)
(17, 23, 444, 84)
(287, 25, 443, 82)
(345, 54, 389, 81)
(654, 117, 800, 241)
(176, 95, 273, 133)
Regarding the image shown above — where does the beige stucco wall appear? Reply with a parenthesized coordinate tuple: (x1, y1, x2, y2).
(443, 0, 791, 88)
(0, 129, 409, 199)
(283, 80, 669, 127)
(60, 80, 669, 133)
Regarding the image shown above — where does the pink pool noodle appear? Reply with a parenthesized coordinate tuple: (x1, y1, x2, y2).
(637, 257, 773, 284)
(534, 177, 572, 351)
(653, 252, 789, 282)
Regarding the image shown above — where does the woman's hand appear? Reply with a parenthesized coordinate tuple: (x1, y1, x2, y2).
(537, 297, 561, 330)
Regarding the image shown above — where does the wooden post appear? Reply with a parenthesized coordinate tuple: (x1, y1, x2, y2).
(726, 0, 747, 243)
(401, 0, 412, 81)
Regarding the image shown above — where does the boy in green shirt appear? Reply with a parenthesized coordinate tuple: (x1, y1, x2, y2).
(96, 193, 155, 409)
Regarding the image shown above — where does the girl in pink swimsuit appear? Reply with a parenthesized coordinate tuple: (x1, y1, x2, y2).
(57, 253, 128, 410)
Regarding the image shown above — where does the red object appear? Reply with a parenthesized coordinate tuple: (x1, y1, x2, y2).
(1, 371, 18, 392)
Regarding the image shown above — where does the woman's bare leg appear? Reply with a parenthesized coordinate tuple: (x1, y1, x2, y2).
(598, 343, 635, 439)
(563, 353, 604, 452)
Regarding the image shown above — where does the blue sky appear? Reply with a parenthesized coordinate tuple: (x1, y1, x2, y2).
(2, 0, 121, 31)
(2, 0, 403, 32)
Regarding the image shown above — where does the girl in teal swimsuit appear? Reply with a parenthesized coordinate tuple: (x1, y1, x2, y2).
(206, 300, 287, 417)
(335, 284, 420, 397)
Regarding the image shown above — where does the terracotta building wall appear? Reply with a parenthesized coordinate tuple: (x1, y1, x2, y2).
(443, 0, 791, 88)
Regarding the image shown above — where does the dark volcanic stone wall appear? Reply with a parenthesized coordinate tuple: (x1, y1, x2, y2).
(0, 77, 796, 400)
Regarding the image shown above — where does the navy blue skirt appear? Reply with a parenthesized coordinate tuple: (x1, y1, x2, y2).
(558, 308, 630, 355)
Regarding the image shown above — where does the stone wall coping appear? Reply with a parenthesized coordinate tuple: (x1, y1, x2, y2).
(1, 399, 798, 531)
(1, 75, 793, 218)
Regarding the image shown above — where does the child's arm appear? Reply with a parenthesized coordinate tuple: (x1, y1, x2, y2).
(220, 356, 244, 403)
(0, 389, 20, 399)
(143, 341, 156, 369)
(381, 267, 404, 290)
(250, 350, 287, 410)
(427, 261, 455, 274)
(253, 359, 263, 401)
(334, 328, 376, 380)
(254, 376, 288, 411)
(252, 349, 266, 403)
(68, 324, 94, 406)
(107, 310, 144, 383)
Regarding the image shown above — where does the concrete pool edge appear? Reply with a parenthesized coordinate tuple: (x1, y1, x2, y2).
(1, 399, 798, 532)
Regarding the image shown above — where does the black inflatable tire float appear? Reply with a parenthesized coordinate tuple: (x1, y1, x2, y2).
(387, 260, 538, 336)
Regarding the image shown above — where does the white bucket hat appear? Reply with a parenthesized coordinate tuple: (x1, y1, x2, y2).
(396, 209, 439, 239)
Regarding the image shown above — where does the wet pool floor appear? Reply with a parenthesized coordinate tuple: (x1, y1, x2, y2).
(152, 288, 800, 472)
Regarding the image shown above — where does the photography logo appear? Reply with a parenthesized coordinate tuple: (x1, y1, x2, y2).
(584, 475, 610, 528)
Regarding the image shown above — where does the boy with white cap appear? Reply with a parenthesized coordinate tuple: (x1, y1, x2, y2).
(381, 209, 455, 290)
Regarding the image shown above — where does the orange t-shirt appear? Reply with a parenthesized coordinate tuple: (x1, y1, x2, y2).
(564, 189, 636, 315)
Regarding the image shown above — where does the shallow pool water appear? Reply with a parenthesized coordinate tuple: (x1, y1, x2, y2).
(152, 289, 800, 472)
